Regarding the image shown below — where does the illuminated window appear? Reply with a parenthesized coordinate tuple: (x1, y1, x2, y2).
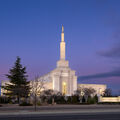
(62, 82, 67, 95)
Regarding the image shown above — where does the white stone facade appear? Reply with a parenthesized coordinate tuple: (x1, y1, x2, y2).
(78, 84, 107, 96)
(1, 80, 9, 96)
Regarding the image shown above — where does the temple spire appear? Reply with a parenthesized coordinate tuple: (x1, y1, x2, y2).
(61, 25, 64, 42)
(60, 25, 65, 60)
(62, 25, 64, 33)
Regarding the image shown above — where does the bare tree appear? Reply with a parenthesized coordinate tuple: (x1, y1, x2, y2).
(83, 88, 96, 103)
(75, 87, 84, 103)
(40, 89, 62, 104)
(30, 76, 45, 111)
(103, 88, 112, 97)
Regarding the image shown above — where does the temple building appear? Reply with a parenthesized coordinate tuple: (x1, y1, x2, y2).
(32, 25, 106, 96)
(37, 25, 77, 96)
(1, 25, 106, 96)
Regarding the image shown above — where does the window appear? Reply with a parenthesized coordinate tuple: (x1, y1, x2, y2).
(62, 82, 67, 95)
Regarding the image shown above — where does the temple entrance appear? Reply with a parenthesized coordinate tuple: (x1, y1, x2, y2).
(62, 82, 67, 95)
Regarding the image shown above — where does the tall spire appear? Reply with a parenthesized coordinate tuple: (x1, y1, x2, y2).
(62, 25, 64, 33)
(61, 25, 64, 42)
(60, 25, 65, 60)
(57, 25, 69, 68)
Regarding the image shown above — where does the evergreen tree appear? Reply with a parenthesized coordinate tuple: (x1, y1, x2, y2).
(3, 57, 30, 103)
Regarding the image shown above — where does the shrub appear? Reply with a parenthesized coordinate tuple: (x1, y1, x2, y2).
(71, 95, 79, 104)
(82, 96, 86, 103)
(87, 95, 98, 104)
(88, 97, 95, 104)
(0, 96, 11, 104)
(19, 102, 33, 106)
(37, 101, 42, 106)
(54, 96, 66, 104)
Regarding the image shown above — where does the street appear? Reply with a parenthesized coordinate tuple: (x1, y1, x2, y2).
(0, 105, 120, 120)
(0, 112, 120, 120)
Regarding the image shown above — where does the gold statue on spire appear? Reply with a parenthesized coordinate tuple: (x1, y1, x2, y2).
(62, 25, 64, 33)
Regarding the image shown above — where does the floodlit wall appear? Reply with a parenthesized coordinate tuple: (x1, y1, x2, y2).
(78, 84, 107, 96)
(1, 80, 10, 96)
(99, 96, 120, 102)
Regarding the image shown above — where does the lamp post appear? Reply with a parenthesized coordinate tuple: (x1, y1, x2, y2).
(79, 91, 84, 103)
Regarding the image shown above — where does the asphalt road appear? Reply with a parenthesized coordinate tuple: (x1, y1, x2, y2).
(0, 112, 120, 120)
(0, 104, 120, 112)
(0, 105, 120, 120)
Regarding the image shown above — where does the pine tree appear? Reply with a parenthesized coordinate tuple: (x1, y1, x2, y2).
(3, 57, 30, 104)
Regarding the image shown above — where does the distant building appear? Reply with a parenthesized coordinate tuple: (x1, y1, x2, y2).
(0, 80, 9, 96)
(78, 84, 107, 96)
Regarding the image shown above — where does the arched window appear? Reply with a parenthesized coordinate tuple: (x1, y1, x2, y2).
(62, 82, 67, 95)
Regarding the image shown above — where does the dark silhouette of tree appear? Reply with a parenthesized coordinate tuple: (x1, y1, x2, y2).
(75, 87, 84, 103)
(83, 88, 96, 103)
(40, 89, 62, 104)
(2, 57, 30, 104)
(103, 88, 112, 97)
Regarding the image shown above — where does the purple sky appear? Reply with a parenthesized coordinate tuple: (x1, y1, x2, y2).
(0, 0, 120, 94)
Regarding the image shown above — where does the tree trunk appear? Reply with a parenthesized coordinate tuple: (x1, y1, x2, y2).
(34, 94, 37, 111)
(79, 96, 83, 103)
(52, 98, 54, 105)
(17, 96, 20, 104)
(85, 95, 88, 103)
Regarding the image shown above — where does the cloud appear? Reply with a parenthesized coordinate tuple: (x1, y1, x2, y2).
(97, 8, 120, 59)
(98, 45, 120, 58)
(78, 68, 120, 81)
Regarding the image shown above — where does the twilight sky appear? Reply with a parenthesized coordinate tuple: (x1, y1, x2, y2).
(0, 0, 120, 94)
